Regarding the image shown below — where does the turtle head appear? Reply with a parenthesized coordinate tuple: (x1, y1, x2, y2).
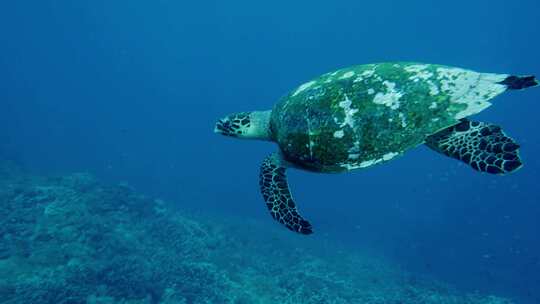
(215, 110, 272, 141)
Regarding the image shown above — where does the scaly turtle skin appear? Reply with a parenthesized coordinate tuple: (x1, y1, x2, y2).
(215, 62, 538, 234)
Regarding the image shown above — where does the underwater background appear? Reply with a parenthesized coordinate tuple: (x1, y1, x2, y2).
(1, 1, 539, 303)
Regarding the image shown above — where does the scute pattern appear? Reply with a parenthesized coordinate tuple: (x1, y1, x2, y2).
(270, 62, 512, 173)
(259, 153, 313, 234)
(426, 119, 522, 174)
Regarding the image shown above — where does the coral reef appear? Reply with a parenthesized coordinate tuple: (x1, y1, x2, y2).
(0, 161, 513, 304)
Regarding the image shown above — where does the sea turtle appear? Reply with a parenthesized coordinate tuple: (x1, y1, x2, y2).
(214, 62, 538, 235)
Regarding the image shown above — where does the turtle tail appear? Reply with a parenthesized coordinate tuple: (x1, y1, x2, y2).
(499, 75, 538, 90)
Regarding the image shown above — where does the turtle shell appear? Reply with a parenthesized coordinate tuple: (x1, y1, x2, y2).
(270, 62, 508, 173)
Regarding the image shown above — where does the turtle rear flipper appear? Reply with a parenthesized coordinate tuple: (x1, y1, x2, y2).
(499, 75, 538, 90)
(426, 119, 522, 175)
(260, 153, 313, 234)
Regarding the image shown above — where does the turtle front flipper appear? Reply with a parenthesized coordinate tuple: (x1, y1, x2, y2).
(260, 153, 313, 234)
(426, 119, 522, 175)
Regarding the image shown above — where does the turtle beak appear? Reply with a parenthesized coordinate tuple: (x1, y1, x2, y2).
(214, 120, 223, 134)
(214, 118, 234, 136)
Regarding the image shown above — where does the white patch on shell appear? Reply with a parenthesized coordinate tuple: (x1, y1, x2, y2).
(353, 69, 378, 83)
(383, 152, 399, 161)
(373, 81, 403, 110)
(436, 67, 508, 119)
(337, 95, 358, 129)
(429, 84, 440, 95)
(339, 163, 357, 170)
(340, 71, 355, 79)
(348, 154, 360, 160)
(333, 130, 344, 138)
(306, 109, 316, 159)
(361, 69, 375, 77)
(309, 140, 315, 155)
(367, 88, 375, 95)
(340, 151, 399, 170)
(292, 80, 316, 97)
(340, 158, 383, 170)
(404, 64, 429, 74)
(398, 113, 407, 128)
(405, 64, 440, 95)
(347, 141, 361, 160)
(359, 158, 383, 168)
(429, 102, 438, 109)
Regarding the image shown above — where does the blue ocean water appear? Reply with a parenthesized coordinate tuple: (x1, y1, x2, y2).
(1, 1, 539, 303)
